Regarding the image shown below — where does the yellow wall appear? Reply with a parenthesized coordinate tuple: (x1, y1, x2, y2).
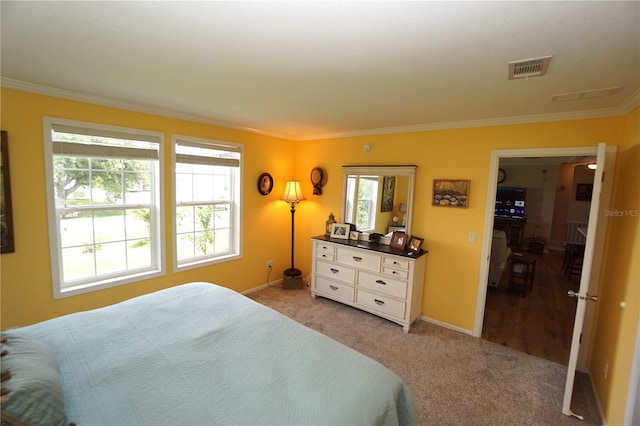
(2, 86, 638, 424)
(295, 119, 625, 329)
(589, 106, 639, 425)
(0, 88, 296, 328)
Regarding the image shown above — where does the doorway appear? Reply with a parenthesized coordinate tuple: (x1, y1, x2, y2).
(481, 155, 594, 365)
(473, 146, 612, 370)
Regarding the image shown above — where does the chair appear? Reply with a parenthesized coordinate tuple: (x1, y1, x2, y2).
(488, 230, 512, 287)
(563, 243, 585, 281)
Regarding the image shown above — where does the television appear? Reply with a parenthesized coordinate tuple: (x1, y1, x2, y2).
(495, 187, 527, 220)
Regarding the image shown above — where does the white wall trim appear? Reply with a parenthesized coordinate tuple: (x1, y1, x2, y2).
(242, 278, 284, 295)
(420, 315, 474, 336)
(587, 370, 607, 426)
(3, 77, 637, 142)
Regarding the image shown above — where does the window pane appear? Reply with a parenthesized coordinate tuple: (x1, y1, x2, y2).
(177, 234, 195, 259)
(193, 174, 213, 201)
(126, 209, 151, 240)
(94, 210, 126, 243)
(62, 246, 95, 283)
(128, 239, 152, 269)
(47, 118, 163, 295)
(174, 137, 240, 267)
(175, 173, 193, 203)
(176, 206, 194, 233)
(214, 228, 230, 252)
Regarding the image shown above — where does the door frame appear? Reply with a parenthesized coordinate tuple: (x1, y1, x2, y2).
(472, 146, 603, 365)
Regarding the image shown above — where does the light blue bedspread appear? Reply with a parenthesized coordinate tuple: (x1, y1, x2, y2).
(10, 282, 416, 425)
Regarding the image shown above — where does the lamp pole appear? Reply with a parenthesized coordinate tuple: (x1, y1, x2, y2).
(284, 201, 301, 278)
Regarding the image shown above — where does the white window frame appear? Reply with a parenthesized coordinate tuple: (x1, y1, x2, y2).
(43, 117, 166, 299)
(172, 135, 242, 271)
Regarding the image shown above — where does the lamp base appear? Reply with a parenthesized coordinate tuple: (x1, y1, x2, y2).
(283, 277, 304, 290)
(283, 267, 302, 278)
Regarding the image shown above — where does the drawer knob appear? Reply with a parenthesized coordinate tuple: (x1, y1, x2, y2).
(375, 279, 387, 285)
(353, 256, 363, 262)
(322, 254, 327, 258)
(330, 285, 339, 291)
(393, 261, 398, 265)
(330, 268, 339, 274)
(374, 299, 385, 306)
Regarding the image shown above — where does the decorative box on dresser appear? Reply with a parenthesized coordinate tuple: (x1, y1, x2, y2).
(311, 235, 427, 333)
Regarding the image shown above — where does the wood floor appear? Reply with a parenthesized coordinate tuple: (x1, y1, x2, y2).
(482, 249, 579, 365)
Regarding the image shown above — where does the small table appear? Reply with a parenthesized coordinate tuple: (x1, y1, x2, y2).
(508, 252, 537, 297)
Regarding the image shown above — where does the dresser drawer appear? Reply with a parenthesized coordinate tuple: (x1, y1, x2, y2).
(381, 266, 409, 280)
(382, 256, 409, 270)
(315, 276, 354, 302)
(356, 290, 405, 319)
(314, 242, 336, 255)
(336, 247, 381, 272)
(316, 250, 335, 261)
(358, 270, 408, 299)
(316, 260, 355, 284)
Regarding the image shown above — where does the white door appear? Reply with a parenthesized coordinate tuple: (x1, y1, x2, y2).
(562, 142, 607, 419)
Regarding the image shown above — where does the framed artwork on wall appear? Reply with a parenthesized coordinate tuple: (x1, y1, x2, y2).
(433, 179, 470, 208)
(257, 173, 273, 195)
(1, 130, 15, 253)
(381, 176, 395, 212)
(576, 183, 593, 201)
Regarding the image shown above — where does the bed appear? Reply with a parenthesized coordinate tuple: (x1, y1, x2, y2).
(1, 282, 416, 425)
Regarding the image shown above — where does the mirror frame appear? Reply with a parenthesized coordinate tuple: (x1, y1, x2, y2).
(341, 165, 417, 237)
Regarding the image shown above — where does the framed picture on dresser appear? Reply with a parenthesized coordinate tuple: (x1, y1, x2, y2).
(330, 223, 350, 239)
(390, 231, 407, 250)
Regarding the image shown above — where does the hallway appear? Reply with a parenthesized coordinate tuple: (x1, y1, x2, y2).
(482, 250, 579, 365)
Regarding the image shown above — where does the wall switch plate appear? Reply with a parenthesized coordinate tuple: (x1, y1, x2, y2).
(468, 232, 477, 243)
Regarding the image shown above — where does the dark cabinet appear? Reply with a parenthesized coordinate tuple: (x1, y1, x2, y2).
(494, 218, 526, 248)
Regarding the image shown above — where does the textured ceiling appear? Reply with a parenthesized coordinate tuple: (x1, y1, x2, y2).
(1, 1, 639, 140)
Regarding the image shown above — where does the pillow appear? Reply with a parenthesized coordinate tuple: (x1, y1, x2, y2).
(1, 333, 67, 426)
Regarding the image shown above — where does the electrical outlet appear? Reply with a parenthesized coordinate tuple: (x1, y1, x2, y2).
(265, 260, 273, 269)
(603, 359, 608, 379)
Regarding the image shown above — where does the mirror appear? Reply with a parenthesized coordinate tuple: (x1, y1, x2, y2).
(341, 165, 417, 237)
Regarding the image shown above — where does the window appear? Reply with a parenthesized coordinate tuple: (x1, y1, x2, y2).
(345, 175, 379, 231)
(43, 118, 164, 298)
(173, 135, 242, 269)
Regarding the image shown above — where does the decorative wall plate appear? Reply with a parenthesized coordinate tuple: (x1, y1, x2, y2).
(257, 172, 273, 195)
(310, 167, 325, 195)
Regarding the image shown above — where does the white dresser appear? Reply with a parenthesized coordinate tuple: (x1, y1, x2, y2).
(311, 236, 427, 333)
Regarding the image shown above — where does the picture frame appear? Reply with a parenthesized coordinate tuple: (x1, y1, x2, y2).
(330, 223, 350, 240)
(349, 231, 359, 241)
(407, 236, 424, 254)
(1, 130, 15, 253)
(433, 179, 470, 208)
(257, 172, 273, 195)
(381, 176, 395, 212)
(390, 231, 407, 250)
(576, 183, 593, 201)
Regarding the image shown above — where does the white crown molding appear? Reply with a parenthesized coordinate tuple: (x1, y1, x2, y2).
(3, 77, 638, 142)
(0, 77, 298, 141)
(302, 90, 640, 141)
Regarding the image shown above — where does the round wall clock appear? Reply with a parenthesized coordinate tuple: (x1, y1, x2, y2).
(310, 167, 325, 195)
(497, 168, 507, 184)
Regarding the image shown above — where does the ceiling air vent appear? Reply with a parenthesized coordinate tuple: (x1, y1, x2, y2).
(508, 56, 552, 79)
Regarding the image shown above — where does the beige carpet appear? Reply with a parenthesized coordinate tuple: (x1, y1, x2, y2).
(248, 286, 601, 425)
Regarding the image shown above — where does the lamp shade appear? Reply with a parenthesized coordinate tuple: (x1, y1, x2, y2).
(281, 179, 306, 204)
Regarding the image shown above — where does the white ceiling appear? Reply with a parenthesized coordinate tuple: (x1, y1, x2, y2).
(1, 1, 639, 140)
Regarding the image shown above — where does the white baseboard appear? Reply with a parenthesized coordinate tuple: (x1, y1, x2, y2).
(242, 278, 283, 295)
(586, 369, 607, 425)
(420, 315, 474, 336)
